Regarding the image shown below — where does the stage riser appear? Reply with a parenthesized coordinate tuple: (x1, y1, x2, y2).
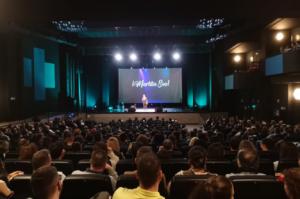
(78, 112, 227, 124)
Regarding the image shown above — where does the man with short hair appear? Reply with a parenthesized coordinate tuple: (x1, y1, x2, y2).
(175, 146, 214, 176)
(72, 150, 118, 189)
(113, 152, 164, 199)
(226, 149, 265, 178)
(32, 149, 66, 181)
(31, 166, 62, 199)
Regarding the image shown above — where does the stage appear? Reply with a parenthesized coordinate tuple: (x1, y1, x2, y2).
(78, 111, 227, 124)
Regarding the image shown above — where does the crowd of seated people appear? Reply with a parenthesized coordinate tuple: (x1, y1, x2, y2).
(0, 116, 299, 198)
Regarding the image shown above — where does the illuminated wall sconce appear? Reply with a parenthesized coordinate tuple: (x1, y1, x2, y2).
(233, 54, 242, 63)
(275, 31, 285, 42)
(293, 88, 300, 100)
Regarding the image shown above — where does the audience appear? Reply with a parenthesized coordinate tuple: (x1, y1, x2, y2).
(31, 166, 62, 199)
(113, 152, 164, 199)
(0, 116, 298, 198)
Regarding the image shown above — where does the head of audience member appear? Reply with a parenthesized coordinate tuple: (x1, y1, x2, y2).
(32, 149, 52, 171)
(0, 140, 9, 161)
(207, 143, 225, 160)
(31, 166, 62, 199)
(238, 140, 256, 152)
(260, 138, 274, 152)
(283, 168, 300, 199)
(89, 150, 108, 172)
(50, 142, 65, 160)
(93, 142, 108, 154)
(135, 146, 153, 165)
(136, 152, 162, 191)
(188, 146, 207, 171)
(107, 136, 120, 153)
(189, 137, 200, 147)
(279, 142, 298, 161)
(189, 176, 234, 199)
(237, 149, 259, 172)
(19, 143, 38, 160)
(162, 139, 174, 151)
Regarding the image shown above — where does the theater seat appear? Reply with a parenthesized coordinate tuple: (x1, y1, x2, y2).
(277, 160, 299, 172)
(5, 152, 18, 159)
(77, 159, 90, 171)
(5, 159, 32, 174)
(64, 152, 91, 166)
(9, 175, 32, 199)
(52, 160, 74, 175)
(161, 159, 189, 181)
(259, 159, 275, 175)
(116, 159, 135, 175)
(169, 175, 209, 199)
(116, 175, 167, 197)
(228, 175, 287, 199)
(206, 160, 235, 175)
(60, 174, 113, 199)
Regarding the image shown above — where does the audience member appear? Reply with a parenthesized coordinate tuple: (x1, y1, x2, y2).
(31, 166, 62, 199)
(72, 150, 118, 189)
(113, 152, 164, 199)
(283, 168, 300, 199)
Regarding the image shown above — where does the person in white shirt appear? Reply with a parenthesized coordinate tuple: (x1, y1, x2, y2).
(72, 149, 118, 190)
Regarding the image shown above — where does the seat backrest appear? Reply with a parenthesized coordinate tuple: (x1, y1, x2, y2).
(169, 175, 209, 199)
(5, 152, 18, 159)
(277, 160, 299, 172)
(259, 159, 275, 175)
(5, 159, 32, 174)
(52, 160, 74, 175)
(161, 159, 189, 181)
(116, 159, 135, 175)
(116, 174, 167, 197)
(60, 174, 113, 199)
(229, 175, 287, 199)
(64, 152, 91, 166)
(206, 160, 234, 175)
(77, 159, 90, 171)
(9, 175, 32, 199)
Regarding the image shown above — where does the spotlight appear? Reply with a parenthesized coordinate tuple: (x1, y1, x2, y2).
(114, 53, 123, 62)
(233, 54, 242, 63)
(293, 88, 300, 100)
(295, 34, 300, 42)
(129, 53, 138, 62)
(153, 52, 162, 61)
(249, 56, 254, 63)
(172, 52, 181, 61)
(275, 31, 285, 41)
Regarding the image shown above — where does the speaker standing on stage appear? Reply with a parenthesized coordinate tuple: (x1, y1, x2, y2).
(142, 94, 148, 108)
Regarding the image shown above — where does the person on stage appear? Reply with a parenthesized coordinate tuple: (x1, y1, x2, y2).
(142, 94, 148, 108)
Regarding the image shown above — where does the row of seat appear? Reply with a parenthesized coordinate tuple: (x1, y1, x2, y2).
(5, 158, 298, 180)
(9, 174, 287, 199)
(5, 151, 279, 162)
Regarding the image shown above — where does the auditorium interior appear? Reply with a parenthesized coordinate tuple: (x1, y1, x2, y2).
(0, 2, 300, 199)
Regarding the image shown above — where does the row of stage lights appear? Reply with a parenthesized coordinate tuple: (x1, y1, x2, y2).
(113, 51, 181, 63)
